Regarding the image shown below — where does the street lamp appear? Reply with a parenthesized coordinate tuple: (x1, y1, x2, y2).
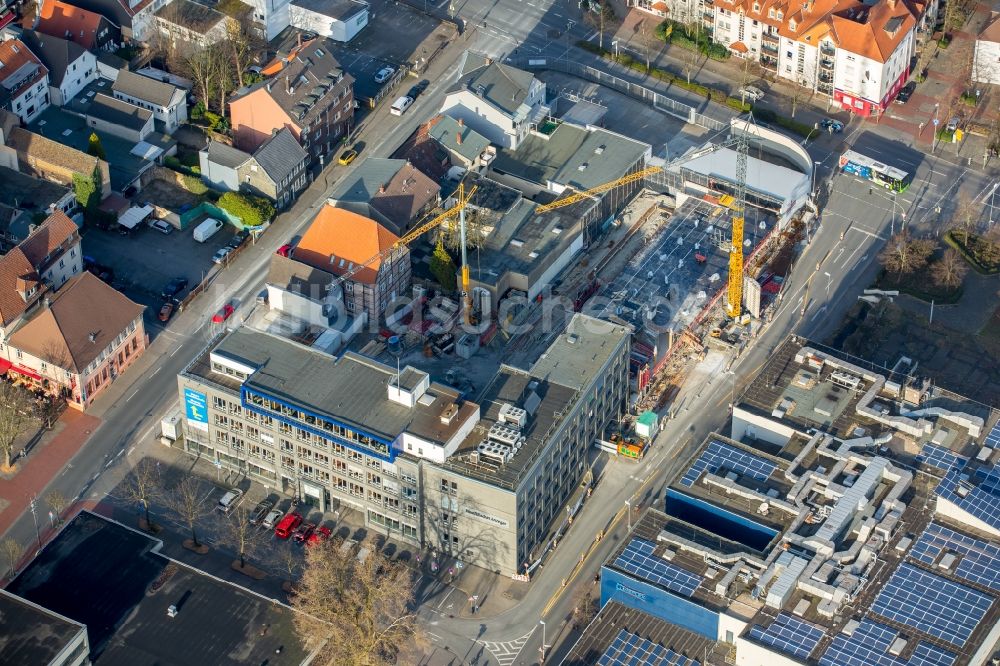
(611, 39, 619, 57)
(539, 620, 547, 662)
(625, 499, 631, 531)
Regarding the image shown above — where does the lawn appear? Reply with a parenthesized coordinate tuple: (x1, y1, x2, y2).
(873, 269, 963, 304)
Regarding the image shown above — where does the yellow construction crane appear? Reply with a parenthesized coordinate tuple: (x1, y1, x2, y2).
(532, 132, 750, 317)
(333, 183, 478, 320)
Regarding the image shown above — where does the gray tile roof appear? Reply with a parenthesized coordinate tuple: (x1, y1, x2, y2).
(428, 115, 489, 162)
(266, 254, 334, 299)
(330, 158, 406, 203)
(154, 0, 228, 34)
(205, 140, 252, 170)
(112, 69, 183, 108)
(252, 128, 307, 184)
(454, 57, 536, 116)
(87, 93, 152, 131)
(19, 30, 87, 88)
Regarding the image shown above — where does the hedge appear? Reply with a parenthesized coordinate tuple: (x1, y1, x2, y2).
(752, 108, 814, 138)
(218, 191, 275, 228)
(944, 230, 1000, 275)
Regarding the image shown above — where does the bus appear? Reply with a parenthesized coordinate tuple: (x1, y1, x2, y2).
(838, 150, 911, 192)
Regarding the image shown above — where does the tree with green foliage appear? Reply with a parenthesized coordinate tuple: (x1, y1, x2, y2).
(87, 132, 106, 160)
(72, 166, 102, 211)
(430, 239, 457, 291)
(217, 191, 275, 227)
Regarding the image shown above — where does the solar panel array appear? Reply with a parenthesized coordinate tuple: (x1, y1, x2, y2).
(818, 618, 957, 666)
(871, 564, 993, 647)
(985, 420, 1000, 449)
(597, 629, 701, 666)
(910, 522, 1000, 592)
(613, 538, 702, 597)
(746, 613, 823, 659)
(935, 464, 1000, 532)
(680, 440, 776, 487)
(915, 443, 968, 472)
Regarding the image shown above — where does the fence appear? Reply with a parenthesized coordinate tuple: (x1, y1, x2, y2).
(513, 57, 728, 132)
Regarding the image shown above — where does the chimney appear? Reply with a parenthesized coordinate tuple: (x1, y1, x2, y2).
(887, 0, 895, 7)
(88, 332, 97, 343)
(456, 132, 462, 145)
(379, 184, 386, 194)
(297, 33, 301, 48)
(457, 117, 464, 127)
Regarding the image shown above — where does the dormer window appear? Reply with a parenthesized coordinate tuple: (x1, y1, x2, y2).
(777, 10, 783, 19)
(768, 7, 775, 17)
(789, 19, 796, 30)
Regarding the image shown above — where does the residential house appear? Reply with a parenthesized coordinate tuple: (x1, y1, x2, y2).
(439, 54, 546, 150)
(289, 0, 370, 42)
(5, 272, 146, 409)
(974, 12, 1000, 84)
(291, 204, 410, 318)
(29, 0, 120, 51)
(0, 38, 51, 124)
(229, 39, 354, 165)
(0, 204, 32, 250)
(84, 92, 153, 141)
(95, 50, 128, 80)
(153, 0, 233, 50)
(242, 128, 309, 209)
(20, 30, 97, 106)
(64, 0, 163, 43)
(7, 127, 112, 196)
(427, 115, 492, 171)
(0, 166, 76, 217)
(199, 128, 309, 209)
(111, 69, 187, 132)
(631, 0, 707, 24)
(329, 158, 440, 237)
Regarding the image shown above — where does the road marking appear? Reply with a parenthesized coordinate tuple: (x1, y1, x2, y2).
(428, 632, 442, 641)
(105, 459, 114, 468)
(116, 449, 124, 458)
(126, 389, 139, 403)
(128, 446, 135, 456)
(810, 305, 828, 322)
(91, 473, 99, 482)
(436, 585, 455, 609)
(481, 630, 535, 666)
(170, 346, 182, 357)
(150, 367, 160, 377)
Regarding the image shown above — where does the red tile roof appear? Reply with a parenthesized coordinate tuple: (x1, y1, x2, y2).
(0, 39, 48, 99)
(294, 205, 400, 284)
(19, 210, 79, 268)
(33, 0, 107, 49)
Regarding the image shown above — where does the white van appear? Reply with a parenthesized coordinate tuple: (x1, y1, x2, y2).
(390, 95, 413, 116)
(193, 217, 224, 243)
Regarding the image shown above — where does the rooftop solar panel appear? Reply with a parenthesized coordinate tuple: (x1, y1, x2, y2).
(871, 564, 993, 647)
(819, 619, 958, 666)
(596, 628, 694, 666)
(935, 464, 1000, 533)
(915, 443, 968, 472)
(613, 538, 702, 597)
(747, 613, 823, 659)
(680, 440, 776, 487)
(910, 522, 1000, 592)
(984, 420, 1000, 449)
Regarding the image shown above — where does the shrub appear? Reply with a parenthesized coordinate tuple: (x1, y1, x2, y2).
(181, 174, 208, 195)
(218, 191, 275, 227)
(703, 43, 730, 60)
(938, 35, 951, 48)
(191, 101, 207, 120)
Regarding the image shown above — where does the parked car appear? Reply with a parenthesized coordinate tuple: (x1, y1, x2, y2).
(374, 66, 395, 84)
(293, 522, 316, 544)
(737, 85, 765, 102)
(217, 488, 244, 513)
(231, 229, 250, 246)
(276, 243, 293, 257)
(946, 116, 961, 131)
(274, 512, 303, 539)
(212, 303, 235, 324)
(407, 79, 429, 99)
(193, 217, 224, 243)
(249, 499, 275, 525)
(158, 301, 175, 322)
(307, 525, 332, 547)
(149, 219, 173, 234)
(895, 81, 916, 104)
(261, 508, 284, 530)
(390, 95, 414, 116)
(820, 118, 844, 133)
(338, 149, 358, 166)
(161, 277, 188, 300)
(212, 247, 232, 265)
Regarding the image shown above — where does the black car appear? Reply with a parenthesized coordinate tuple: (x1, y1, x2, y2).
(248, 498, 275, 525)
(895, 82, 916, 104)
(407, 79, 430, 99)
(161, 277, 189, 300)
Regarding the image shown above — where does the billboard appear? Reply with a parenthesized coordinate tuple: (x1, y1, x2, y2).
(184, 388, 209, 431)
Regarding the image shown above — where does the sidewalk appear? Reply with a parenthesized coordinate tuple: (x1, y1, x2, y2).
(0, 410, 100, 536)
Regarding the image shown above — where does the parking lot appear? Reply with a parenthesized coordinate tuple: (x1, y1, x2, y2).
(82, 217, 240, 314)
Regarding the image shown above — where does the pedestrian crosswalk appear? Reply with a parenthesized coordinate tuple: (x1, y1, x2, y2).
(482, 629, 535, 666)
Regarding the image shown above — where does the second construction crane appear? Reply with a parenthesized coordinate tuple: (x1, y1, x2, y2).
(535, 124, 752, 318)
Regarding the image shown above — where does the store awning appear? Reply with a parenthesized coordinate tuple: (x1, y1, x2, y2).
(119, 205, 155, 229)
(0, 358, 11, 374)
(10, 365, 41, 381)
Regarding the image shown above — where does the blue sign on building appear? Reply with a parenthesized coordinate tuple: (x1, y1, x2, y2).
(600, 566, 720, 640)
(184, 388, 208, 424)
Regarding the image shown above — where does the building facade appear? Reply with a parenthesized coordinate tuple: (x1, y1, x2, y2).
(7, 127, 112, 197)
(111, 69, 188, 133)
(177, 314, 631, 574)
(0, 38, 50, 124)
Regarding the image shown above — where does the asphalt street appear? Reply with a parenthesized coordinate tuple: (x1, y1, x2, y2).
(4, 1, 998, 663)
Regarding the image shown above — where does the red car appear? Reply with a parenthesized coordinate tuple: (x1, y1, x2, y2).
(276, 243, 293, 257)
(306, 525, 332, 547)
(293, 522, 316, 544)
(274, 512, 302, 539)
(212, 303, 235, 324)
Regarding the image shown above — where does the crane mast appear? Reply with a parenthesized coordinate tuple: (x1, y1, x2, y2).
(727, 130, 749, 318)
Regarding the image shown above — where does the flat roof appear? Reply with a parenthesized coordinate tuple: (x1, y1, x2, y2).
(0, 589, 86, 665)
(530, 313, 631, 391)
(291, 0, 368, 20)
(674, 145, 807, 203)
(185, 327, 476, 447)
(6, 512, 308, 665)
(563, 601, 727, 666)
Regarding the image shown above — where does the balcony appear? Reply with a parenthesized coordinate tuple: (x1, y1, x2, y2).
(820, 58, 835, 70)
(818, 81, 833, 95)
(762, 31, 778, 43)
(820, 44, 835, 56)
(761, 41, 778, 54)
(760, 55, 778, 70)
(819, 73, 834, 84)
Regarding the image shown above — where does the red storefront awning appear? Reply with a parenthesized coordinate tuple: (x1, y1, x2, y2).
(0, 358, 11, 374)
(10, 365, 41, 381)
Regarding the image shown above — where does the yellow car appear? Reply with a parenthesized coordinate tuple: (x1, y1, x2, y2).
(338, 149, 358, 166)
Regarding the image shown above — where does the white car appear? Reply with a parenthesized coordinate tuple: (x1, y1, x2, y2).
(217, 489, 244, 513)
(738, 86, 765, 102)
(149, 219, 173, 234)
(374, 66, 395, 84)
(261, 508, 284, 529)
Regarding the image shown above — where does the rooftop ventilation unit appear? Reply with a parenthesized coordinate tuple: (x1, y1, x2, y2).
(477, 441, 511, 463)
(498, 403, 528, 428)
(440, 403, 459, 425)
(489, 421, 522, 446)
(830, 371, 861, 391)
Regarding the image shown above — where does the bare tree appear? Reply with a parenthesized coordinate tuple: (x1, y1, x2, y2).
(291, 546, 421, 666)
(951, 191, 979, 244)
(220, 503, 260, 569)
(0, 383, 37, 472)
(227, 15, 263, 89)
(165, 476, 212, 548)
(178, 44, 226, 112)
(0, 537, 22, 578)
(789, 81, 808, 118)
(879, 231, 937, 278)
(981, 224, 1000, 264)
(45, 490, 68, 525)
(118, 458, 162, 529)
(931, 248, 969, 288)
